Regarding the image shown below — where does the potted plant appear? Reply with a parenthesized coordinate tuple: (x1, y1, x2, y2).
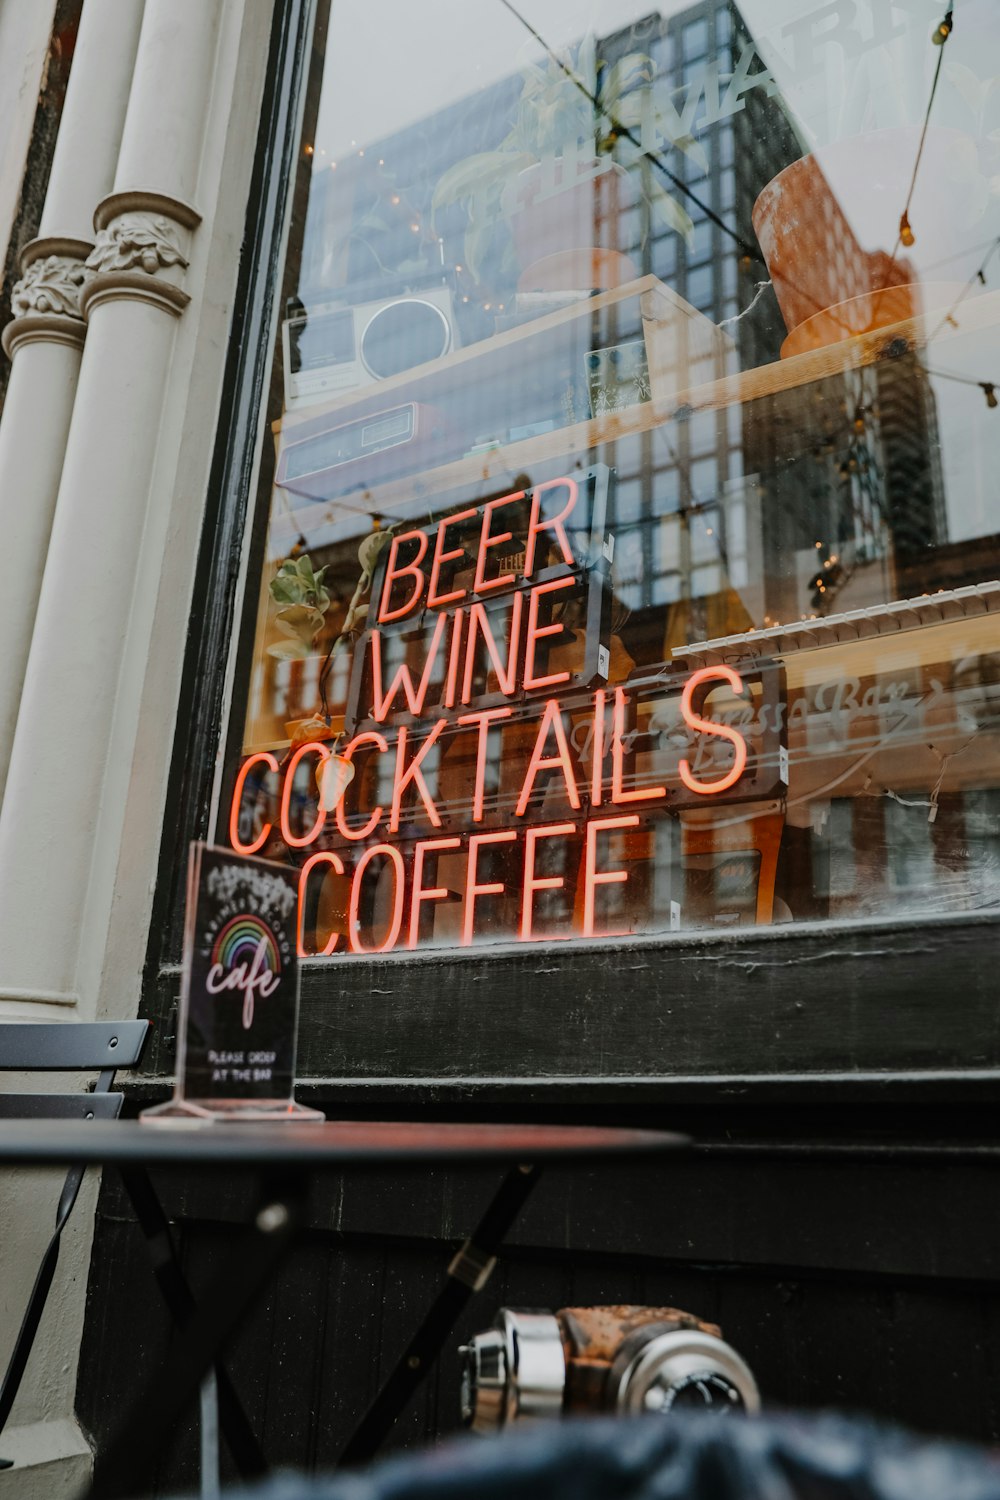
(266, 553, 331, 660)
(431, 39, 705, 286)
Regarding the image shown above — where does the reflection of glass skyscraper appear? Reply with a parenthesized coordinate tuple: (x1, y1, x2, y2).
(604, 0, 802, 654)
(290, 0, 948, 655)
(611, 2, 948, 639)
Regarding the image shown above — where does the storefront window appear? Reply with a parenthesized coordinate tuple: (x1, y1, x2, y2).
(229, 0, 1000, 957)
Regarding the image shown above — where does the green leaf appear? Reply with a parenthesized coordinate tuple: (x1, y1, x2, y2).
(464, 215, 495, 284)
(647, 179, 694, 247)
(269, 577, 299, 605)
(432, 152, 532, 215)
(673, 133, 710, 174)
(602, 54, 655, 111)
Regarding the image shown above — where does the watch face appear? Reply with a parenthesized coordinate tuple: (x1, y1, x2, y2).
(660, 1372, 746, 1413)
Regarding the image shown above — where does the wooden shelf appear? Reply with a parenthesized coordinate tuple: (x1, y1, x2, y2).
(270, 283, 1000, 551)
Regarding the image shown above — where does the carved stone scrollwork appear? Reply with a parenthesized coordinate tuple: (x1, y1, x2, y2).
(11, 255, 92, 319)
(1, 238, 94, 358)
(85, 213, 189, 277)
(80, 194, 201, 320)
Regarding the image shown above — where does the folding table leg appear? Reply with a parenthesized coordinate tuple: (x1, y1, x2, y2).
(199, 1370, 220, 1500)
(338, 1162, 542, 1467)
(118, 1165, 268, 1482)
(88, 1171, 306, 1500)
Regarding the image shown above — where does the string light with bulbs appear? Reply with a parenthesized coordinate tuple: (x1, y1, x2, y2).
(924, 366, 1000, 409)
(888, 7, 954, 261)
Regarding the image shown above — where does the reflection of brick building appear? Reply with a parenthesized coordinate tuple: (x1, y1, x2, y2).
(742, 135, 948, 619)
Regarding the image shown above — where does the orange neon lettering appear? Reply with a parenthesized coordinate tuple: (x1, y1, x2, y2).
(461, 593, 523, 702)
(229, 751, 278, 855)
(279, 741, 329, 848)
(611, 688, 666, 805)
(407, 836, 461, 947)
(582, 814, 640, 938)
(520, 822, 575, 942)
(591, 689, 606, 807)
(458, 707, 513, 821)
(515, 698, 580, 817)
(523, 576, 573, 690)
(678, 665, 749, 795)
(348, 844, 405, 953)
(462, 830, 517, 945)
(333, 730, 387, 841)
(378, 529, 429, 622)
(474, 492, 524, 593)
(297, 851, 345, 957)
(443, 608, 465, 708)
(389, 720, 446, 832)
(371, 612, 447, 722)
(427, 508, 477, 608)
(524, 477, 578, 576)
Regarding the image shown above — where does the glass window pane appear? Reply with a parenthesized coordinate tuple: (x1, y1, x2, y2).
(223, 0, 1000, 955)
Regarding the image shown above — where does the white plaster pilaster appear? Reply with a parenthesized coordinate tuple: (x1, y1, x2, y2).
(0, 0, 145, 802)
(0, 0, 278, 1029)
(0, 4, 279, 1495)
(0, 0, 221, 1013)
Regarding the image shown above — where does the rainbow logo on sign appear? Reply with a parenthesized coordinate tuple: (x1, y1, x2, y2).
(210, 914, 281, 977)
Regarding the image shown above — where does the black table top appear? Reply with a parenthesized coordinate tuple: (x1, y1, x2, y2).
(0, 1117, 688, 1168)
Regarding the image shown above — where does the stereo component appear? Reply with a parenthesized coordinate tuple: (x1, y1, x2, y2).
(282, 286, 458, 410)
(275, 402, 454, 501)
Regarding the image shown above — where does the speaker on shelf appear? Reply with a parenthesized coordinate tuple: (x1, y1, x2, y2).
(282, 284, 459, 411)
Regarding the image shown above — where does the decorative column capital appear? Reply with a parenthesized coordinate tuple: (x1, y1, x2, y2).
(2, 237, 94, 358)
(81, 192, 202, 319)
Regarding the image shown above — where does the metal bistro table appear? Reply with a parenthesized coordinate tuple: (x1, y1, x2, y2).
(0, 1116, 687, 1499)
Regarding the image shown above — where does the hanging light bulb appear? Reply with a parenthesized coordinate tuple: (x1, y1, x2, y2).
(317, 746, 356, 813)
(931, 10, 953, 44)
(982, 383, 999, 410)
(899, 211, 915, 248)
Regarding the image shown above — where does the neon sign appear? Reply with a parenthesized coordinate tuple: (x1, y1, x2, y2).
(233, 469, 787, 955)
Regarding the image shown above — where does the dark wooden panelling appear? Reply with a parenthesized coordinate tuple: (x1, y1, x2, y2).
(142, 911, 1000, 1092)
(76, 1157, 1000, 1497)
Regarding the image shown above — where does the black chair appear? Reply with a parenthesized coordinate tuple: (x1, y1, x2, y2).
(0, 1020, 150, 1460)
(0, 1020, 266, 1488)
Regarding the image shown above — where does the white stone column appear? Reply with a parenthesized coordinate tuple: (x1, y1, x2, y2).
(0, 0, 144, 801)
(0, 11, 148, 1487)
(0, 2, 277, 1493)
(0, 0, 223, 1015)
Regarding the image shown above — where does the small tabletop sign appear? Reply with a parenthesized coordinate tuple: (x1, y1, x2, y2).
(141, 843, 322, 1125)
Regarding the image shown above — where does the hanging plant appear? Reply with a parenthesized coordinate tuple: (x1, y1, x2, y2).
(432, 39, 706, 283)
(267, 554, 331, 660)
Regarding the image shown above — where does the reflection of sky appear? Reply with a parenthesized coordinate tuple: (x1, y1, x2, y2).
(314, 0, 687, 157)
(307, 0, 1000, 544)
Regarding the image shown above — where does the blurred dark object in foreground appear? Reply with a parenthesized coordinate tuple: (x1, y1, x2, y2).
(186, 1410, 1000, 1500)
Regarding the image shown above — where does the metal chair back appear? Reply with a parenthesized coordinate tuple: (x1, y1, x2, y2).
(0, 1020, 150, 1447)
